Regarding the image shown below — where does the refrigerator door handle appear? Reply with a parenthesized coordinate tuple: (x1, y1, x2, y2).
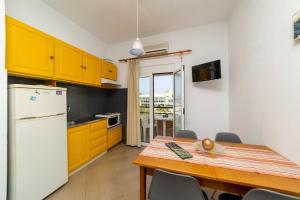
(19, 117, 38, 120)
(55, 113, 66, 116)
(18, 113, 66, 120)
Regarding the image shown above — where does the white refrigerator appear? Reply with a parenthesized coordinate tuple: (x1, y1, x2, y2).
(8, 84, 68, 200)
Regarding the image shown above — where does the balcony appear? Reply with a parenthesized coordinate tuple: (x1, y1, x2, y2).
(140, 106, 173, 143)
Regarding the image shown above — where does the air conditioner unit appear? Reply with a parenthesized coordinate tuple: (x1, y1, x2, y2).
(144, 42, 169, 55)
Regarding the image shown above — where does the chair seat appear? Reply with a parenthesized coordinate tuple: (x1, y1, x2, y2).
(148, 169, 207, 200)
(242, 189, 300, 200)
(219, 193, 243, 200)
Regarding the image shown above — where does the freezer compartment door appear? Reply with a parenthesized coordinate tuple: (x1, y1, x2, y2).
(9, 87, 66, 119)
(9, 114, 68, 200)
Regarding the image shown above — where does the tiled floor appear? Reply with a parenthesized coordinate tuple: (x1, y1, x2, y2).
(46, 143, 217, 200)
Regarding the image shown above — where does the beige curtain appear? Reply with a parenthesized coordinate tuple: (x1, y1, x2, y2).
(126, 60, 141, 147)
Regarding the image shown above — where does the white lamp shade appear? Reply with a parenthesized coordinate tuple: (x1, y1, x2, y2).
(129, 38, 145, 56)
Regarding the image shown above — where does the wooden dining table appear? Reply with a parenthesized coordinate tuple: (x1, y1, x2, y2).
(133, 137, 300, 200)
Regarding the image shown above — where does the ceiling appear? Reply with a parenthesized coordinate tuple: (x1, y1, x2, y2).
(43, 0, 236, 44)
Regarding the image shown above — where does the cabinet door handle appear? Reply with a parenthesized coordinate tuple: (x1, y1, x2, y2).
(81, 65, 83, 68)
(109, 70, 112, 72)
(50, 56, 54, 60)
(84, 66, 87, 69)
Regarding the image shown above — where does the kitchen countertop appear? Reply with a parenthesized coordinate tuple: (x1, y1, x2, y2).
(67, 117, 106, 128)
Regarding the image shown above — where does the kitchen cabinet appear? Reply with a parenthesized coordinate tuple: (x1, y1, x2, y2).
(6, 16, 54, 78)
(109, 63, 117, 81)
(55, 40, 102, 86)
(67, 119, 107, 173)
(89, 120, 107, 159)
(83, 52, 101, 85)
(54, 39, 83, 83)
(68, 124, 90, 172)
(101, 60, 117, 81)
(107, 125, 122, 149)
(6, 16, 118, 87)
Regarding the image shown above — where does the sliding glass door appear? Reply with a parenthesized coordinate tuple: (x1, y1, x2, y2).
(139, 63, 185, 145)
(153, 73, 174, 138)
(173, 66, 185, 134)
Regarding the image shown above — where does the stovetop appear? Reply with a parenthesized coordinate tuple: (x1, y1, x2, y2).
(95, 112, 120, 117)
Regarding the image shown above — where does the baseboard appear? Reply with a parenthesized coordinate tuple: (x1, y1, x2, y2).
(68, 151, 107, 177)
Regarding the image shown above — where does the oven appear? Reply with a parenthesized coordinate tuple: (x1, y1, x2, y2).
(95, 113, 120, 128)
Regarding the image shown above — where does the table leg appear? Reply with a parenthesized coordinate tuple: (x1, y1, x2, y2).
(143, 127, 147, 142)
(140, 166, 146, 200)
(163, 120, 166, 136)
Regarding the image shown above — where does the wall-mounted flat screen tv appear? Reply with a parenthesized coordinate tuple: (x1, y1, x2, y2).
(192, 60, 221, 82)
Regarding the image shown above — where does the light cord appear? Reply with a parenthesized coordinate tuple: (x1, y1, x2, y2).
(137, 0, 139, 39)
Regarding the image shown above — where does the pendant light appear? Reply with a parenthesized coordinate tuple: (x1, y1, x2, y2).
(129, 0, 144, 56)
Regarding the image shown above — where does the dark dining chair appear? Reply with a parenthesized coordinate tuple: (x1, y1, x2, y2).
(148, 169, 208, 200)
(218, 193, 243, 200)
(215, 132, 242, 200)
(175, 130, 198, 140)
(215, 132, 242, 143)
(242, 189, 300, 200)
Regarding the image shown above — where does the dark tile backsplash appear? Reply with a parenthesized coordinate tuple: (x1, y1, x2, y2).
(8, 76, 45, 85)
(57, 83, 110, 121)
(8, 77, 128, 143)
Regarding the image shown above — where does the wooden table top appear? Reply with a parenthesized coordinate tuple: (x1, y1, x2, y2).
(133, 138, 300, 197)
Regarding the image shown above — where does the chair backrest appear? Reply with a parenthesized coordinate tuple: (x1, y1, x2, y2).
(148, 169, 206, 200)
(242, 189, 300, 200)
(215, 132, 242, 143)
(175, 130, 198, 139)
(140, 114, 150, 127)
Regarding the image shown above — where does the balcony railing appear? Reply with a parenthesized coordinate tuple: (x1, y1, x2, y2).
(140, 106, 173, 143)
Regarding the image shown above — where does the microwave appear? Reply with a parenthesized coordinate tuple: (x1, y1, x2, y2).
(95, 113, 120, 128)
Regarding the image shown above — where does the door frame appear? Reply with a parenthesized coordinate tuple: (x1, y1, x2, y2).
(173, 64, 185, 135)
(0, 0, 7, 199)
(139, 60, 185, 145)
(153, 72, 174, 140)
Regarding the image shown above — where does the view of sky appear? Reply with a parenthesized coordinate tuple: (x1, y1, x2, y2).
(139, 75, 173, 94)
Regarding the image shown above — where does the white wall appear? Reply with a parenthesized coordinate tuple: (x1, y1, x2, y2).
(0, 0, 7, 199)
(109, 23, 230, 139)
(5, 0, 108, 58)
(229, 0, 300, 164)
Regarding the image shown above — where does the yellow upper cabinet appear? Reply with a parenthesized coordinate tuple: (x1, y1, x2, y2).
(101, 60, 109, 79)
(82, 52, 101, 86)
(6, 16, 115, 87)
(6, 16, 54, 78)
(109, 63, 117, 81)
(101, 60, 117, 81)
(54, 39, 83, 83)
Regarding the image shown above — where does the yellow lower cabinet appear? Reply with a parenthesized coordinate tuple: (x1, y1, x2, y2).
(67, 120, 107, 173)
(108, 125, 122, 149)
(90, 141, 107, 159)
(67, 125, 90, 173)
(89, 120, 107, 159)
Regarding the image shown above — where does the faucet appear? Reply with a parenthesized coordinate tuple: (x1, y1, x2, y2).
(67, 106, 71, 113)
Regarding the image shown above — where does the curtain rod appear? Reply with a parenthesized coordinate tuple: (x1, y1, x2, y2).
(118, 49, 192, 62)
